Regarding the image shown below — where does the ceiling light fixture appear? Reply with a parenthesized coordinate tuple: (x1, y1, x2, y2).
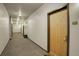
(18, 8, 22, 16)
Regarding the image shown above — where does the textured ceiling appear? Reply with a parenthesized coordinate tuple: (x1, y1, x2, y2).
(4, 3, 43, 24)
(4, 3, 43, 19)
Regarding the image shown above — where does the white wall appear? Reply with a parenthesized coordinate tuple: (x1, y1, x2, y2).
(0, 4, 9, 54)
(25, 3, 66, 50)
(13, 24, 21, 33)
(69, 4, 79, 56)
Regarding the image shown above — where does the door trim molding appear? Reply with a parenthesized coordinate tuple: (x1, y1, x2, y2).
(47, 4, 70, 56)
(23, 25, 24, 36)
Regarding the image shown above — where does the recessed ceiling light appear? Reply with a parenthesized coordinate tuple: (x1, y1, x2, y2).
(18, 9, 22, 16)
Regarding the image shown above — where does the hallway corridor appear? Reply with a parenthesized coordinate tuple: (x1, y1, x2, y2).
(0, 3, 79, 56)
(1, 33, 47, 56)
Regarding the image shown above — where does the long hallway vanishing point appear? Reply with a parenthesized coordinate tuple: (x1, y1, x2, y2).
(0, 3, 79, 56)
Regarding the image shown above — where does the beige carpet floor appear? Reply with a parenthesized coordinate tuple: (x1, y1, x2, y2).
(1, 33, 47, 56)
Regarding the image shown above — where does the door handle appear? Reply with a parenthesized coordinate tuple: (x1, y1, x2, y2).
(64, 36, 67, 41)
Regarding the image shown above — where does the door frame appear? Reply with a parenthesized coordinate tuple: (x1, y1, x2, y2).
(9, 16, 13, 40)
(23, 25, 24, 36)
(47, 4, 70, 56)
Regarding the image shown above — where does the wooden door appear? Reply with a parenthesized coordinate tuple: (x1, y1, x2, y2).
(48, 6, 68, 56)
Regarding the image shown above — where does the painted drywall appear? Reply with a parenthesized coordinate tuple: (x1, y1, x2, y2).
(13, 24, 22, 33)
(69, 4, 79, 56)
(25, 3, 67, 50)
(0, 4, 9, 54)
